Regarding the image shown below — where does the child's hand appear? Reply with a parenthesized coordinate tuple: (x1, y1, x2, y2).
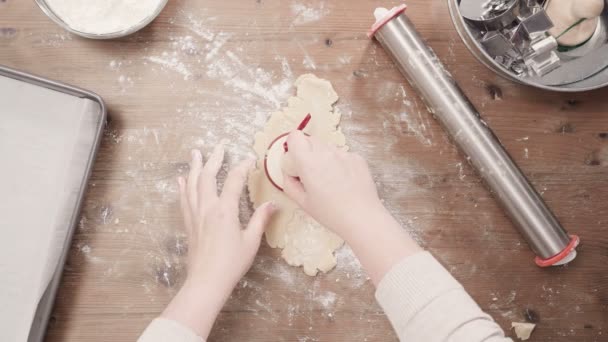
(282, 131, 384, 242)
(162, 145, 276, 338)
(282, 131, 422, 285)
(179, 146, 276, 291)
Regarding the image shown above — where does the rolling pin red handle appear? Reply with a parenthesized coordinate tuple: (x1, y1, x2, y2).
(368, 4, 408, 38)
(534, 235, 580, 267)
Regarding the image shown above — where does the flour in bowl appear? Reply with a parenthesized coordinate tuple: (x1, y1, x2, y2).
(45, 0, 165, 35)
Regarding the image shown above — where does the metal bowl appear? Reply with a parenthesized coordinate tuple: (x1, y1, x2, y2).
(448, 0, 608, 92)
(34, 0, 169, 40)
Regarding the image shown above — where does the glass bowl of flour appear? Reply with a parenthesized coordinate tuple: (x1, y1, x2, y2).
(35, 0, 168, 39)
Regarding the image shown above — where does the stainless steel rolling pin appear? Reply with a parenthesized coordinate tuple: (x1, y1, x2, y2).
(369, 5, 579, 267)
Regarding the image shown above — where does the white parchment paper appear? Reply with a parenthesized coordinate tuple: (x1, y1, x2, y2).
(0, 75, 101, 341)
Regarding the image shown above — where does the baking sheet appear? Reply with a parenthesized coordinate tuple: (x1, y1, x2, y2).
(0, 68, 105, 341)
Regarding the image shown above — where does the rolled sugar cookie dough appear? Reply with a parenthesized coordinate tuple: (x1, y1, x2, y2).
(248, 74, 346, 276)
(282, 210, 344, 276)
(511, 322, 536, 341)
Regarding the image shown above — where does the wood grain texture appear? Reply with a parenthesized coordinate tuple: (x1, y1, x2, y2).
(1, 0, 607, 341)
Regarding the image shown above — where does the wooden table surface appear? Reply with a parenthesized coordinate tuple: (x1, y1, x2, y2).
(1, 0, 607, 341)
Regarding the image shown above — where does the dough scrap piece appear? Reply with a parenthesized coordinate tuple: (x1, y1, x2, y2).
(511, 322, 536, 341)
(248, 74, 346, 276)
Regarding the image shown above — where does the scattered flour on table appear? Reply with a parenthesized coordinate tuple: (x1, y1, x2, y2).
(334, 245, 368, 287)
(338, 55, 353, 65)
(290, 1, 329, 25)
(36, 32, 72, 48)
(398, 111, 434, 146)
(455, 162, 466, 181)
(182, 11, 217, 41)
(109, 59, 138, 94)
(254, 299, 278, 320)
(376, 82, 434, 147)
(298, 337, 320, 342)
(395, 85, 434, 146)
(154, 179, 179, 203)
(446, 38, 458, 64)
(206, 51, 294, 108)
(100, 205, 113, 225)
(141, 10, 294, 115)
(205, 33, 233, 61)
(172, 35, 198, 54)
(144, 54, 193, 80)
(77, 243, 105, 264)
(80, 244, 91, 254)
(78, 216, 88, 231)
(303, 55, 317, 70)
(252, 256, 297, 287)
(314, 291, 336, 309)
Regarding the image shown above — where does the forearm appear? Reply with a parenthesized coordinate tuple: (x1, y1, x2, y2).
(160, 278, 231, 339)
(341, 205, 423, 286)
(375, 252, 511, 341)
(342, 207, 509, 341)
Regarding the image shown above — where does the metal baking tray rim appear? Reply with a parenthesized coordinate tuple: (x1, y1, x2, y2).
(0, 64, 107, 342)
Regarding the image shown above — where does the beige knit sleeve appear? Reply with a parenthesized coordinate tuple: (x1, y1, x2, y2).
(138, 318, 205, 342)
(375, 252, 513, 342)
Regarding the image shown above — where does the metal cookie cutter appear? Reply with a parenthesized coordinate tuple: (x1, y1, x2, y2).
(450, 0, 608, 91)
(525, 34, 561, 76)
(369, 5, 579, 267)
(460, 0, 520, 30)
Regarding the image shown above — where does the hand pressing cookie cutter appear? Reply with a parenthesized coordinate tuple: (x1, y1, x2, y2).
(264, 114, 311, 191)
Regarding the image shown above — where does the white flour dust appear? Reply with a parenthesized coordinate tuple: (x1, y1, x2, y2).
(338, 55, 353, 65)
(291, 1, 329, 26)
(396, 85, 434, 146)
(139, 10, 295, 114)
(144, 55, 193, 80)
(252, 256, 297, 287)
(182, 12, 217, 41)
(377, 82, 434, 148)
(37, 32, 72, 48)
(80, 244, 91, 254)
(77, 243, 104, 264)
(45, 0, 165, 34)
(334, 246, 367, 287)
(397, 111, 433, 146)
(314, 291, 336, 309)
